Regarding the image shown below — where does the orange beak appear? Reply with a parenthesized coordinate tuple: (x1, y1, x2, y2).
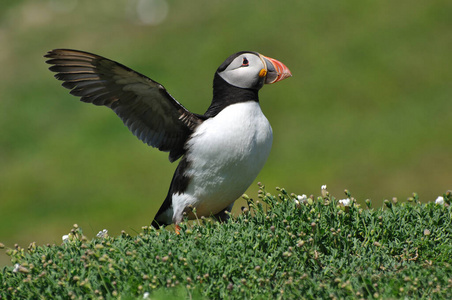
(260, 55, 292, 84)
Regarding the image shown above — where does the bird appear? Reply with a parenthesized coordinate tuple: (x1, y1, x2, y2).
(44, 49, 291, 231)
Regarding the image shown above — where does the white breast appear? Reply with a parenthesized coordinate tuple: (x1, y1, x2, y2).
(171, 101, 273, 222)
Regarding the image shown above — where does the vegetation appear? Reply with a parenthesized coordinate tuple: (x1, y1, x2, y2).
(2, 186, 451, 299)
(1, 0, 451, 268)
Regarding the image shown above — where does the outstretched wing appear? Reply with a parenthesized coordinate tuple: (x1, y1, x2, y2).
(45, 49, 204, 162)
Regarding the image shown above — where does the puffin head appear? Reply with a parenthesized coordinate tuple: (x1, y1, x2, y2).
(216, 51, 292, 90)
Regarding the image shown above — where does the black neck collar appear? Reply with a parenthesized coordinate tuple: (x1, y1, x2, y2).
(204, 73, 259, 118)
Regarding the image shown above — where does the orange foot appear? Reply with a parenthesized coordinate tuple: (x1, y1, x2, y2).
(175, 224, 181, 235)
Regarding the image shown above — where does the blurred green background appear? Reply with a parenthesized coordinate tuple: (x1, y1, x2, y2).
(1, 0, 451, 266)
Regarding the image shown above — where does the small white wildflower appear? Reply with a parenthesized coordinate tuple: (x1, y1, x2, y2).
(13, 263, 20, 273)
(97, 229, 108, 238)
(321, 185, 328, 198)
(143, 292, 150, 299)
(338, 198, 351, 206)
(62, 234, 70, 243)
(297, 194, 308, 202)
(435, 196, 444, 205)
(294, 194, 307, 206)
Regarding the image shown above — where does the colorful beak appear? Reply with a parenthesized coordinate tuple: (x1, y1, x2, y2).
(261, 55, 292, 84)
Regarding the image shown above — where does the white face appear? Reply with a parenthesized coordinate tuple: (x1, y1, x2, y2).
(217, 53, 266, 89)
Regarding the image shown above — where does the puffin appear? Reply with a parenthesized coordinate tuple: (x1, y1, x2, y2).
(44, 49, 291, 230)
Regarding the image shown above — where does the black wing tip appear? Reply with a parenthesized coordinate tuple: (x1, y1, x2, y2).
(44, 50, 58, 65)
(44, 48, 100, 62)
(44, 48, 73, 59)
(44, 49, 70, 66)
(44, 49, 59, 58)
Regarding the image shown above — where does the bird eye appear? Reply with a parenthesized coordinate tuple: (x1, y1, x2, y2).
(242, 57, 249, 66)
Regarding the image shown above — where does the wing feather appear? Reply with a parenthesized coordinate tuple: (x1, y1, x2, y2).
(45, 49, 204, 162)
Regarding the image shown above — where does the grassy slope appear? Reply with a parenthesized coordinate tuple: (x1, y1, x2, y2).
(1, 0, 451, 265)
(1, 187, 452, 299)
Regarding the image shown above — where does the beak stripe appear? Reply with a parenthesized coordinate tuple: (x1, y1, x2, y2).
(263, 55, 292, 84)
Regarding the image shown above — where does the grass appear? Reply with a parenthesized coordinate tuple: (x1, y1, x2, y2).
(1, 0, 451, 267)
(1, 185, 452, 299)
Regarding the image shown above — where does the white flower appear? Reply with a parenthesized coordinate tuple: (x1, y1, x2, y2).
(97, 229, 108, 238)
(13, 263, 20, 273)
(321, 185, 329, 198)
(435, 196, 445, 205)
(62, 234, 70, 243)
(297, 194, 307, 203)
(338, 198, 351, 206)
(12, 263, 29, 274)
(143, 292, 150, 299)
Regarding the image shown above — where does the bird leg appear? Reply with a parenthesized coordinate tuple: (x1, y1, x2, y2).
(213, 203, 234, 223)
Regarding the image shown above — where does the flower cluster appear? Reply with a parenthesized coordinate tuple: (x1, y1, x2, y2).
(435, 196, 444, 205)
(338, 198, 351, 207)
(96, 229, 108, 238)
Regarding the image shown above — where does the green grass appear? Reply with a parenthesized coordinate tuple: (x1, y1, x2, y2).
(2, 186, 452, 299)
